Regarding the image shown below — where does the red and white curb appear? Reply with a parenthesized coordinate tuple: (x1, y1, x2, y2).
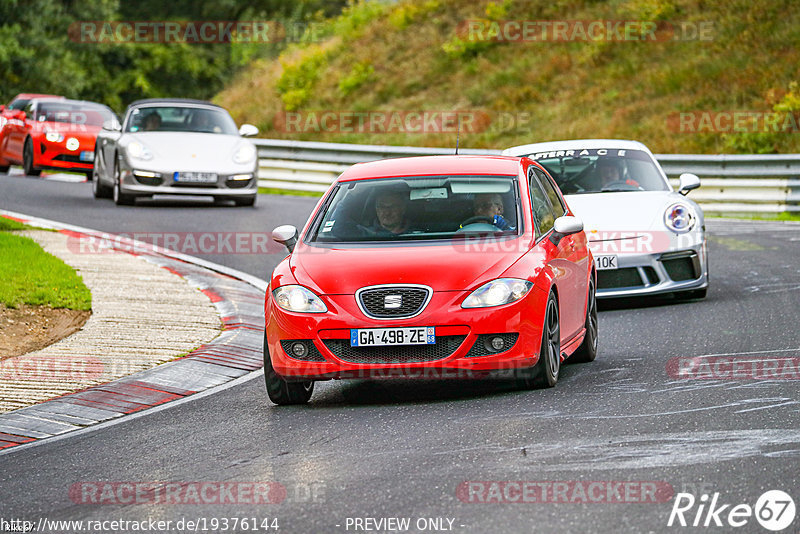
(0, 211, 267, 453)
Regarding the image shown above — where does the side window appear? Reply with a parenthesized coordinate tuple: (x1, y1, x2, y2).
(529, 169, 555, 236)
(536, 168, 566, 218)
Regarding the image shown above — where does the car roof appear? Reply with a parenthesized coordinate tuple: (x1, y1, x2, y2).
(337, 155, 524, 182)
(32, 97, 111, 109)
(503, 139, 653, 156)
(12, 93, 64, 101)
(127, 98, 224, 110)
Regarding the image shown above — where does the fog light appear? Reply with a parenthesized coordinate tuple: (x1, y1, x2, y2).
(490, 337, 505, 351)
(291, 342, 307, 358)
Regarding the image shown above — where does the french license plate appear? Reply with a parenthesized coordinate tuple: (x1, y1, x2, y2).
(80, 150, 94, 162)
(350, 327, 435, 347)
(595, 254, 618, 270)
(173, 172, 218, 183)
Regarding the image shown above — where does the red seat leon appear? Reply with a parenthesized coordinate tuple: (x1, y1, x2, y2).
(264, 155, 597, 404)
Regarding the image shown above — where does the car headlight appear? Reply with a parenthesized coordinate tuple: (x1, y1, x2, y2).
(273, 285, 327, 313)
(127, 141, 153, 161)
(664, 203, 696, 233)
(233, 143, 256, 164)
(462, 278, 533, 308)
(45, 131, 64, 143)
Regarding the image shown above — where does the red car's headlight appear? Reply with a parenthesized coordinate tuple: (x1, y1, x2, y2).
(462, 278, 533, 308)
(273, 285, 327, 313)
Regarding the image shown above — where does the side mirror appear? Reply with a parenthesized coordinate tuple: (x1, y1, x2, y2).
(550, 216, 583, 245)
(239, 124, 259, 137)
(102, 119, 122, 132)
(0, 105, 5, 113)
(272, 224, 298, 253)
(15, 110, 26, 121)
(678, 173, 700, 195)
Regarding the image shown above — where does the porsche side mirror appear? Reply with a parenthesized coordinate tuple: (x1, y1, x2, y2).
(102, 119, 122, 132)
(678, 173, 700, 196)
(272, 224, 298, 253)
(550, 216, 583, 245)
(239, 124, 259, 137)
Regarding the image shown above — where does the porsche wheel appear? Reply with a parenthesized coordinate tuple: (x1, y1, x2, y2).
(112, 158, 134, 206)
(23, 138, 41, 176)
(92, 153, 112, 199)
(263, 334, 313, 405)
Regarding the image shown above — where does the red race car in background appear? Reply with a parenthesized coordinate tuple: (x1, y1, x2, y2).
(0, 93, 64, 173)
(0, 97, 116, 179)
(263, 155, 597, 404)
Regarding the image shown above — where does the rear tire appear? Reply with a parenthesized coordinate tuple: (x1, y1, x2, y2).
(23, 138, 41, 176)
(516, 292, 560, 389)
(263, 334, 314, 405)
(570, 276, 598, 363)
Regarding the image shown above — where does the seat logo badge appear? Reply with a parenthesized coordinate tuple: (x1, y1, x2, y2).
(384, 295, 402, 309)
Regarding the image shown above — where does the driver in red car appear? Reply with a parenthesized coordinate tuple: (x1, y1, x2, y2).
(372, 190, 411, 235)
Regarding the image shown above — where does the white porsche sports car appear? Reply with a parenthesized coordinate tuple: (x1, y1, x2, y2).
(503, 139, 708, 299)
(93, 98, 260, 206)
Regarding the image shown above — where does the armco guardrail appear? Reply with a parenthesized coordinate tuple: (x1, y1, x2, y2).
(254, 139, 800, 213)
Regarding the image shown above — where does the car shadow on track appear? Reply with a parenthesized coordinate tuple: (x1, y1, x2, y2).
(303, 365, 583, 407)
(598, 293, 707, 312)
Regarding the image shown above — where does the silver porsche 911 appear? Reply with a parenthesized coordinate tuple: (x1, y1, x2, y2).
(93, 98, 260, 206)
(503, 139, 708, 299)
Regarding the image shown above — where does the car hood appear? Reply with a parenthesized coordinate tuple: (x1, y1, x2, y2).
(124, 132, 252, 172)
(289, 241, 528, 294)
(565, 191, 687, 233)
(565, 191, 702, 254)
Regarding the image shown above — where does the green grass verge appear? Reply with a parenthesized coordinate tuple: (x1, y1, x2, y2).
(259, 187, 324, 198)
(706, 212, 800, 222)
(0, 221, 92, 310)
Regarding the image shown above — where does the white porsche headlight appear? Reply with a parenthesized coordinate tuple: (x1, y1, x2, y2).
(462, 278, 533, 308)
(45, 131, 64, 143)
(233, 143, 256, 164)
(127, 141, 153, 161)
(273, 285, 327, 313)
(664, 203, 696, 233)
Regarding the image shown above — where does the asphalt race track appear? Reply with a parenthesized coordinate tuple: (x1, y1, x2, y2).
(1, 173, 799, 533)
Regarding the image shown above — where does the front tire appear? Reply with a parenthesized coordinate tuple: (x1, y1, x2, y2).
(23, 138, 41, 176)
(92, 153, 112, 199)
(112, 157, 134, 206)
(570, 276, 598, 363)
(234, 195, 257, 207)
(263, 334, 314, 405)
(517, 292, 560, 389)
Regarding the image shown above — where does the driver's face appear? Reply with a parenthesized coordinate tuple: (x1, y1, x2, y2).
(599, 165, 620, 184)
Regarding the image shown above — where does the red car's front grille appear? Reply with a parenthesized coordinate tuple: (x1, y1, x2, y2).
(322, 335, 466, 364)
(357, 286, 430, 319)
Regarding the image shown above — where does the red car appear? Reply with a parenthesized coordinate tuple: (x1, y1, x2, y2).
(0, 93, 64, 173)
(0, 97, 115, 178)
(264, 155, 597, 405)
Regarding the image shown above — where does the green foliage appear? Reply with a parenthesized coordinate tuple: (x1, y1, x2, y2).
(441, 0, 511, 59)
(389, 0, 441, 29)
(722, 81, 800, 154)
(276, 46, 330, 110)
(338, 61, 374, 97)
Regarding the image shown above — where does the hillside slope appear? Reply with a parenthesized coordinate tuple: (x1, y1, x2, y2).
(216, 0, 800, 153)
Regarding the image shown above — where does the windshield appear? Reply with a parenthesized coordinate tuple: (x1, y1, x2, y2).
(309, 176, 521, 244)
(35, 102, 114, 126)
(125, 106, 238, 135)
(525, 149, 669, 194)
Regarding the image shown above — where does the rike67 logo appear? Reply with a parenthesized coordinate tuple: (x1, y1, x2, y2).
(668, 490, 795, 531)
